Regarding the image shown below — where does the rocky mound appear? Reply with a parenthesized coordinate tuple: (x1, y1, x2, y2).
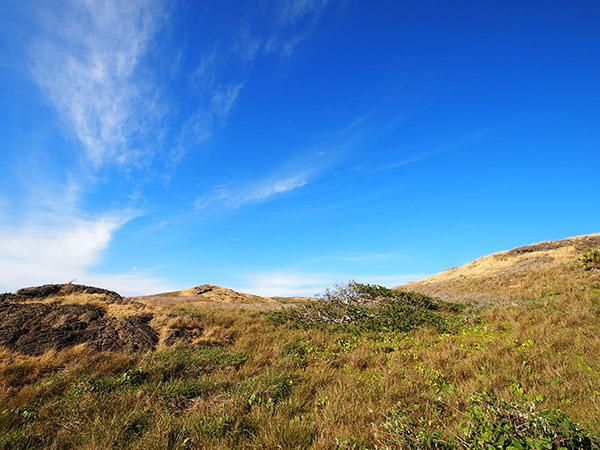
(1, 283, 124, 304)
(0, 284, 158, 355)
(0, 301, 157, 356)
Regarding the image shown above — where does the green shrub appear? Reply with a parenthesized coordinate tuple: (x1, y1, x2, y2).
(266, 281, 463, 333)
(375, 393, 600, 450)
(581, 248, 600, 271)
(461, 392, 600, 449)
(237, 370, 296, 409)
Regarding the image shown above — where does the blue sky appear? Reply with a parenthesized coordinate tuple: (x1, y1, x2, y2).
(1, 0, 599, 296)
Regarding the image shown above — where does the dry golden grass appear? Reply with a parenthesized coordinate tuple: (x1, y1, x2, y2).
(401, 233, 600, 303)
(2, 235, 600, 448)
(134, 284, 310, 311)
(1, 293, 599, 448)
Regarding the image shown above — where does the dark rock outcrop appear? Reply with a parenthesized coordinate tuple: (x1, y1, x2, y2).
(0, 283, 124, 304)
(0, 301, 158, 356)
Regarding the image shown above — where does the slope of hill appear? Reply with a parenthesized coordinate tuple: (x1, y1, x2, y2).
(400, 233, 600, 303)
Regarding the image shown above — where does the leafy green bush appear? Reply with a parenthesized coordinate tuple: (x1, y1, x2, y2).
(461, 392, 600, 449)
(266, 281, 463, 333)
(580, 248, 600, 271)
(375, 393, 600, 450)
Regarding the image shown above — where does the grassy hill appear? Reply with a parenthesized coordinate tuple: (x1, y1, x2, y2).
(132, 284, 308, 310)
(1, 235, 600, 449)
(400, 233, 600, 304)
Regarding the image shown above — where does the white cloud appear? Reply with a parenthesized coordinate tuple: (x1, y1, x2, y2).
(0, 208, 176, 297)
(75, 272, 180, 297)
(0, 218, 119, 272)
(30, 0, 168, 165)
(28, 0, 339, 170)
(236, 271, 333, 297)
(255, 174, 309, 198)
(234, 270, 430, 298)
(278, 0, 331, 25)
(211, 83, 244, 120)
(195, 172, 310, 211)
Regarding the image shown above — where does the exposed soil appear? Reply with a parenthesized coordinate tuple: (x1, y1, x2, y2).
(0, 283, 301, 355)
(163, 328, 204, 347)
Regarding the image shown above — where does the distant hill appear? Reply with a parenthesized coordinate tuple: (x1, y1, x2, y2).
(133, 284, 310, 309)
(399, 233, 600, 304)
(157, 284, 267, 303)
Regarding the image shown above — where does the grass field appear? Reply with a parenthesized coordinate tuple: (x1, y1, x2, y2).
(1, 239, 600, 449)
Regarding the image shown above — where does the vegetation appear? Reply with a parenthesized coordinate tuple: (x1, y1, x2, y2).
(581, 248, 600, 271)
(374, 392, 599, 449)
(1, 259, 600, 449)
(266, 281, 465, 333)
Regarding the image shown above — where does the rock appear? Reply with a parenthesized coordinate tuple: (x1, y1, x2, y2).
(0, 301, 158, 356)
(12, 283, 124, 303)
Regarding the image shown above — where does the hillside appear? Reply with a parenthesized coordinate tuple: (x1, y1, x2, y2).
(401, 233, 600, 304)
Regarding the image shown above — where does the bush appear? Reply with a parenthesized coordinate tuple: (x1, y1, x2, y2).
(580, 248, 600, 271)
(266, 281, 463, 333)
(374, 393, 600, 450)
(461, 392, 600, 449)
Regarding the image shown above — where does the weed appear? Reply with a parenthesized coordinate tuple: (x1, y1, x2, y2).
(581, 249, 600, 271)
(374, 409, 454, 449)
(142, 347, 247, 381)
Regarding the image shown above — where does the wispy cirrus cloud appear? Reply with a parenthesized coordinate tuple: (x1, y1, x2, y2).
(261, 0, 333, 59)
(278, 0, 331, 25)
(172, 81, 245, 166)
(28, 0, 340, 170)
(30, 0, 170, 166)
(195, 172, 310, 211)
(234, 270, 430, 297)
